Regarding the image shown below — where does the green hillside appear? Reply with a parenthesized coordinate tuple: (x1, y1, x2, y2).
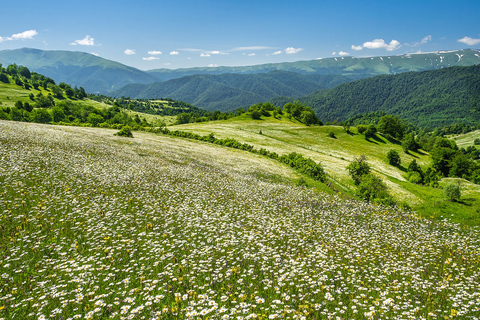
(0, 48, 157, 94)
(111, 71, 353, 112)
(3, 121, 480, 319)
(288, 64, 480, 128)
(0, 64, 165, 128)
(168, 112, 480, 226)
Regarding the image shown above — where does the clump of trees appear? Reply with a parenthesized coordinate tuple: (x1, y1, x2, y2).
(346, 155, 394, 205)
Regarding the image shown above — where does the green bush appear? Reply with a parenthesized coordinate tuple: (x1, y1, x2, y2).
(346, 155, 371, 185)
(474, 138, 480, 146)
(114, 125, 133, 138)
(356, 125, 367, 134)
(407, 171, 423, 184)
(357, 174, 394, 205)
(386, 149, 401, 166)
(443, 182, 461, 201)
(328, 131, 336, 138)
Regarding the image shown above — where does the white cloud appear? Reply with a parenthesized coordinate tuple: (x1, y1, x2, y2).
(200, 53, 210, 57)
(248, 53, 255, 56)
(285, 47, 303, 54)
(331, 52, 336, 55)
(170, 51, 179, 55)
(458, 36, 480, 46)
(230, 46, 275, 51)
(272, 50, 282, 55)
(148, 50, 162, 55)
(408, 35, 432, 47)
(0, 29, 38, 43)
(316, 57, 322, 60)
(164, 63, 171, 66)
(339, 51, 350, 56)
(420, 35, 432, 44)
(70, 35, 95, 46)
(124, 49, 136, 55)
(351, 45, 363, 51)
(143, 57, 159, 61)
(208, 50, 228, 55)
(208, 64, 218, 67)
(362, 39, 401, 51)
(91, 52, 99, 56)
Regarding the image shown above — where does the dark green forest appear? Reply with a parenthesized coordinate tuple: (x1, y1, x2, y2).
(293, 64, 480, 128)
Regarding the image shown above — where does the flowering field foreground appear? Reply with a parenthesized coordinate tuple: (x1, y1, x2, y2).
(1, 121, 480, 320)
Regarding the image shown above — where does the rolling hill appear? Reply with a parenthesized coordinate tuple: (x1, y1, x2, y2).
(0, 48, 157, 94)
(110, 71, 354, 112)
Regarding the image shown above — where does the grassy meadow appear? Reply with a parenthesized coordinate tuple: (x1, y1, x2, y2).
(451, 130, 480, 149)
(1, 120, 480, 320)
(171, 115, 480, 225)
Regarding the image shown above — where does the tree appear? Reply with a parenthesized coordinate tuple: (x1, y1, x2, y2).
(377, 114, 406, 139)
(449, 153, 473, 178)
(474, 138, 480, 146)
(51, 107, 66, 122)
(65, 87, 75, 98)
(431, 147, 457, 177)
(357, 174, 393, 205)
(51, 86, 64, 99)
(402, 133, 420, 152)
(0, 73, 9, 83)
(387, 149, 401, 166)
(30, 108, 52, 123)
(364, 124, 377, 139)
(346, 155, 371, 185)
(250, 110, 262, 120)
(18, 66, 31, 79)
(356, 125, 367, 134)
(342, 121, 350, 133)
(444, 182, 461, 202)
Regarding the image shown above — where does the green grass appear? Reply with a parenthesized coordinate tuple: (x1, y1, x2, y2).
(2, 121, 480, 320)
(171, 114, 480, 225)
(450, 129, 480, 149)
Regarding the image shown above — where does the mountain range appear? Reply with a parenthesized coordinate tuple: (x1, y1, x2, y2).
(1, 48, 479, 106)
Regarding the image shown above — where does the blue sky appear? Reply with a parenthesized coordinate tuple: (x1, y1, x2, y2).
(1, 0, 479, 70)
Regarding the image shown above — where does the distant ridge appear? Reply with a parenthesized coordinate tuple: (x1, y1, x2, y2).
(147, 49, 480, 81)
(0, 48, 157, 94)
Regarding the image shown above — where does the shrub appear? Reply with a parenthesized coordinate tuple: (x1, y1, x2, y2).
(443, 182, 461, 202)
(364, 124, 377, 139)
(407, 171, 423, 184)
(114, 125, 133, 138)
(356, 125, 367, 134)
(357, 174, 394, 205)
(474, 138, 480, 146)
(328, 131, 336, 138)
(250, 110, 262, 120)
(346, 155, 371, 185)
(386, 150, 401, 166)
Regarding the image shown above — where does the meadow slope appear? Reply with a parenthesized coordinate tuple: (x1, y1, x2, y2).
(1, 121, 480, 319)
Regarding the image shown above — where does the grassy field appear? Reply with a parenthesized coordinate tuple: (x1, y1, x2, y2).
(171, 115, 480, 225)
(0, 81, 174, 126)
(451, 129, 480, 149)
(1, 120, 480, 320)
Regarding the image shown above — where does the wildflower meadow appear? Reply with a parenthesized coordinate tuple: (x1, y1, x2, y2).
(1, 121, 479, 320)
